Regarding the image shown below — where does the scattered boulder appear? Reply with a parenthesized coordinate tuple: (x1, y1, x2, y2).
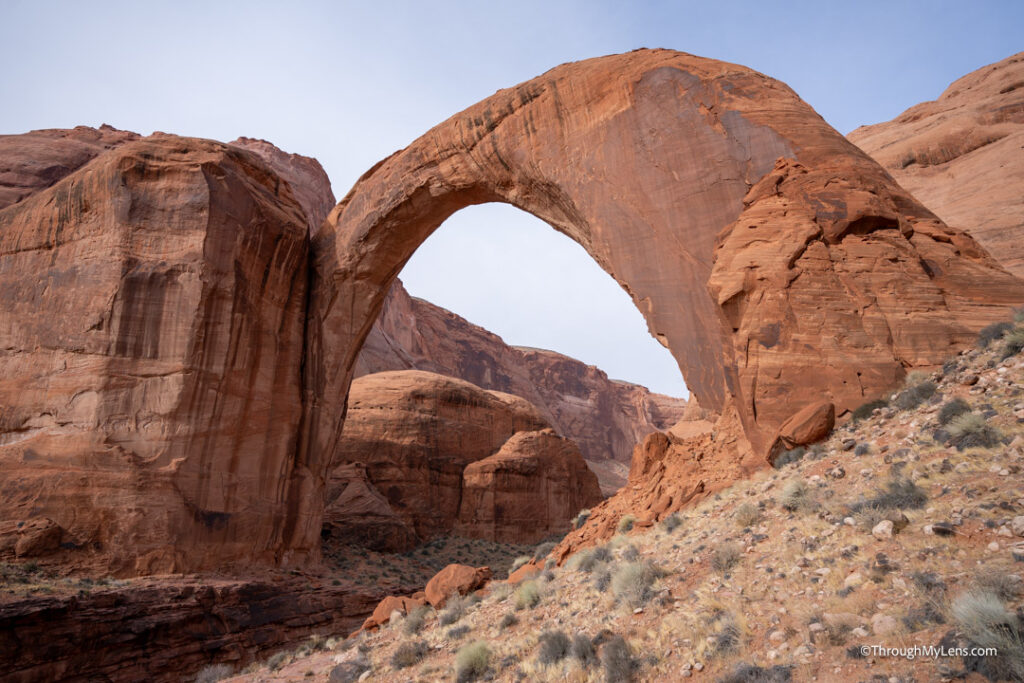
(423, 564, 492, 608)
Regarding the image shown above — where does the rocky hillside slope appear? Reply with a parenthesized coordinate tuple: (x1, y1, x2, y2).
(229, 312, 1024, 682)
(357, 279, 688, 493)
(849, 52, 1024, 277)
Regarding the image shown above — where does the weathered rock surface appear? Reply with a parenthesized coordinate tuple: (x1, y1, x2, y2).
(323, 370, 600, 550)
(455, 429, 603, 543)
(423, 564, 492, 608)
(849, 53, 1024, 277)
(357, 278, 687, 492)
(0, 576, 381, 683)
(0, 130, 316, 573)
(230, 136, 335, 234)
(307, 48, 1024, 484)
(0, 124, 139, 210)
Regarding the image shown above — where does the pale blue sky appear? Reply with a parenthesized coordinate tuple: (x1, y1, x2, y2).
(2, 1, 1021, 396)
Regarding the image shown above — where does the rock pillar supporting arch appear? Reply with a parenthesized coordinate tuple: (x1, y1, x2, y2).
(297, 48, 1024, 550)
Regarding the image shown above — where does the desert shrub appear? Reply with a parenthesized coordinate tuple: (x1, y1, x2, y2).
(568, 545, 611, 573)
(734, 502, 760, 528)
(973, 570, 1023, 601)
(537, 630, 571, 665)
(778, 479, 813, 512)
(854, 477, 928, 511)
(594, 565, 613, 592)
(509, 555, 531, 573)
(718, 663, 793, 682)
(514, 580, 541, 610)
(600, 635, 634, 683)
(1002, 327, 1024, 359)
(266, 651, 289, 671)
(499, 612, 518, 629)
(661, 513, 682, 532)
(852, 505, 888, 532)
(455, 641, 491, 683)
(573, 508, 592, 529)
(772, 447, 805, 469)
(610, 561, 658, 607)
(195, 664, 233, 683)
(853, 442, 871, 456)
(851, 398, 888, 422)
(947, 412, 1003, 450)
(616, 515, 636, 533)
(439, 594, 467, 626)
(1015, 307, 1024, 324)
(620, 544, 640, 562)
(402, 604, 431, 635)
(571, 633, 597, 666)
(950, 590, 1024, 681)
(938, 397, 972, 425)
(448, 624, 471, 640)
(894, 379, 937, 410)
(711, 543, 743, 574)
(391, 640, 428, 669)
(978, 321, 1013, 348)
(533, 541, 557, 562)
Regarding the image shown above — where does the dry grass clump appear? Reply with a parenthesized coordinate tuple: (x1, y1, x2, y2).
(566, 545, 612, 573)
(660, 512, 682, 532)
(938, 397, 972, 425)
(854, 477, 929, 512)
(509, 556, 531, 573)
(610, 561, 660, 608)
(194, 663, 233, 683)
(978, 321, 1014, 348)
(851, 397, 888, 423)
(571, 633, 597, 667)
(711, 543, 743, 574)
(972, 569, 1023, 601)
(455, 640, 491, 682)
(499, 612, 518, 629)
(390, 639, 428, 669)
(947, 412, 1003, 450)
(537, 629, 571, 665)
(439, 593, 468, 626)
(617, 515, 636, 533)
(778, 479, 814, 512)
(734, 502, 760, 528)
(718, 663, 793, 682)
(1001, 326, 1024, 359)
(772, 447, 805, 469)
(894, 377, 937, 410)
(514, 580, 541, 610)
(573, 508, 592, 529)
(600, 635, 634, 682)
(950, 590, 1024, 681)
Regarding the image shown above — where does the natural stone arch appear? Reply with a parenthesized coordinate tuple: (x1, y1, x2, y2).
(295, 47, 1024, 549)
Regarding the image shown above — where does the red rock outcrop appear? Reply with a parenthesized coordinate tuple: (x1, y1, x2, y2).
(230, 136, 336, 234)
(0, 576, 381, 683)
(0, 131, 316, 574)
(360, 594, 427, 632)
(848, 53, 1024, 277)
(455, 429, 603, 543)
(0, 124, 139, 210)
(323, 370, 600, 550)
(306, 48, 1024, 489)
(356, 278, 687, 492)
(423, 564, 492, 608)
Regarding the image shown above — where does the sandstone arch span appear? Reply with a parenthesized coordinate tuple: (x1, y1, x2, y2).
(298, 47, 1024, 536)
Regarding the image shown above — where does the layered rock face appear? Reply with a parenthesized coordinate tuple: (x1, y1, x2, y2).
(848, 53, 1024, 277)
(323, 370, 601, 550)
(356, 278, 687, 492)
(307, 48, 1024, 474)
(0, 129, 317, 573)
(455, 429, 604, 543)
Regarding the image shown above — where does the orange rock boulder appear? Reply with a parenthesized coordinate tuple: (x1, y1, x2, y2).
(424, 564, 492, 608)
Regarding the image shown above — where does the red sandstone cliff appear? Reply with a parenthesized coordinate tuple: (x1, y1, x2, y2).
(355, 279, 688, 492)
(848, 52, 1024, 277)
